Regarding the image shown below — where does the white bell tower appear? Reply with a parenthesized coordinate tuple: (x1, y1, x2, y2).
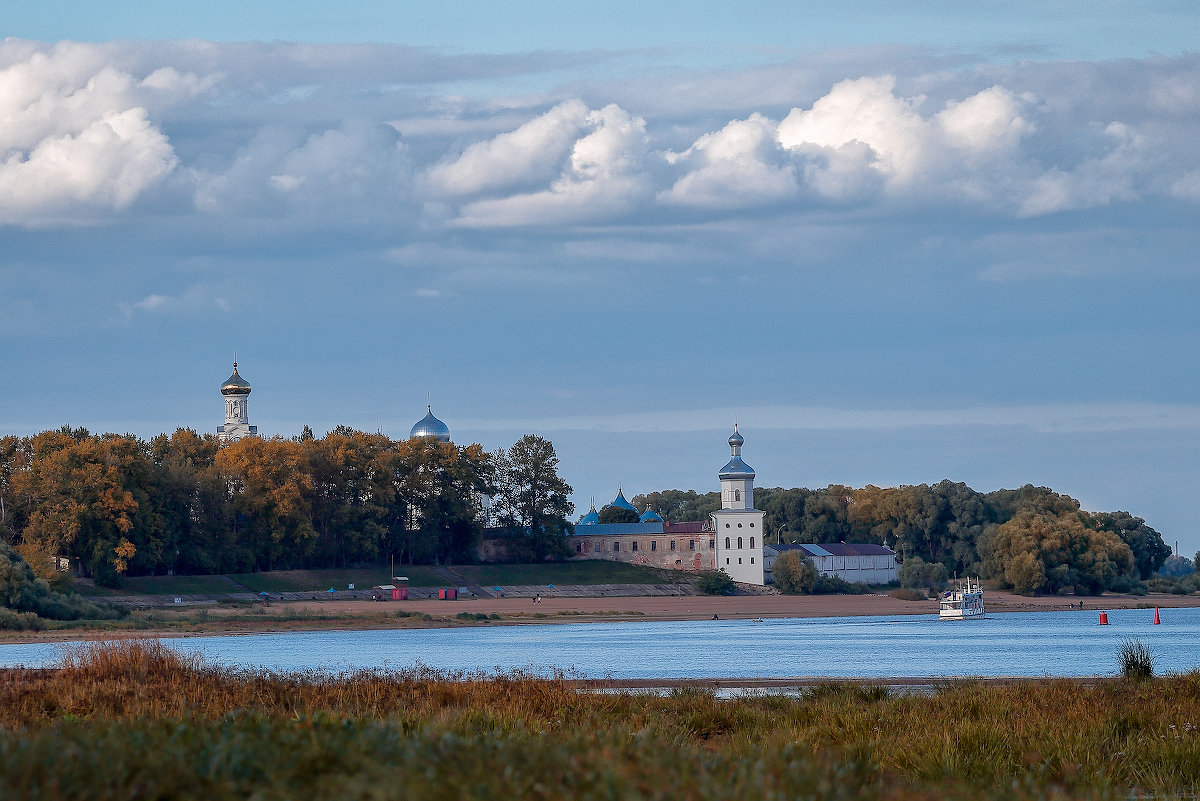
(711, 424, 765, 585)
(217, 361, 258, 442)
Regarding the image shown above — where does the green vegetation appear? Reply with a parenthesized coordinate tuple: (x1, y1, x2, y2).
(0, 541, 123, 630)
(1117, 639, 1156, 680)
(3, 640, 1200, 800)
(898, 555, 949, 592)
(639, 482, 1172, 596)
(772, 551, 815, 594)
(451, 561, 677, 587)
(231, 566, 446, 592)
(695, 569, 735, 595)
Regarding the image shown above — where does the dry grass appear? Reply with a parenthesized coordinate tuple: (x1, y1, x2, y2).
(2, 640, 1199, 799)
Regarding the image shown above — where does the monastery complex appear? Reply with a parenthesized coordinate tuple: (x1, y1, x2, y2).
(211, 362, 896, 587)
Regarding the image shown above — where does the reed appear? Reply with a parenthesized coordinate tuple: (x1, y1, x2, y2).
(1, 640, 1198, 799)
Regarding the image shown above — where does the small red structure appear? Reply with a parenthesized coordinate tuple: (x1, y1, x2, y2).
(1154, 607, 1161, 625)
(1099, 612, 1109, 625)
(438, 588, 457, 600)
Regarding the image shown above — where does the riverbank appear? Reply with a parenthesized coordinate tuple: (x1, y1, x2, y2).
(3, 640, 1199, 800)
(4, 587, 1197, 645)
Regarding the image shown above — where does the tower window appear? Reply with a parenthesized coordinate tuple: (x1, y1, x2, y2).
(613, 542, 620, 552)
(738, 558, 742, 564)
(651, 541, 657, 551)
(632, 541, 638, 552)
(734, 489, 741, 502)
(750, 537, 754, 548)
(726, 558, 730, 565)
(738, 537, 743, 549)
(725, 537, 730, 549)
(751, 557, 755, 564)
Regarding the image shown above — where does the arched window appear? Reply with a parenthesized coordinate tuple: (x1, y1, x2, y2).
(725, 537, 730, 549)
(750, 537, 755, 548)
(737, 537, 743, 548)
(734, 489, 741, 502)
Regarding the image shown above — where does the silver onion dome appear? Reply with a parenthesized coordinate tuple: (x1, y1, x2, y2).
(410, 405, 451, 442)
(719, 424, 754, 479)
(220, 363, 252, 396)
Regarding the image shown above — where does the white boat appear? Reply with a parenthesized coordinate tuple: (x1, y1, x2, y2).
(939, 577, 985, 620)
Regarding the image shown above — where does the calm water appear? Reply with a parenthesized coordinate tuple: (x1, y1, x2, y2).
(3, 607, 1197, 678)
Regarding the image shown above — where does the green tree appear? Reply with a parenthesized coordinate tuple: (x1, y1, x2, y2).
(695, 569, 734, 595)
(630, 489, 720, 523)
(597, 505, 640, 524)
(1089, 511, 1169, 579)
(772, 550, 818, 594)
(492, 435, 574, 562)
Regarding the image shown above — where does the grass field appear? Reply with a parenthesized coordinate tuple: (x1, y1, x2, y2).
(449, 561, 681, 586)
(2, 640, 1199, 800)
(71, 561, 687, 598)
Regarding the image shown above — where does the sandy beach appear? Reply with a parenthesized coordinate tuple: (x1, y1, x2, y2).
(4, 589, 1197, 645)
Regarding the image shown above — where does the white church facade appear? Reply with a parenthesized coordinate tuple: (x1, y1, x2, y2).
(570, 425, 766, 585)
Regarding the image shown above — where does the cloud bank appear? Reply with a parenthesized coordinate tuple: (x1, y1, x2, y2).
(0, 40, 1197, 232)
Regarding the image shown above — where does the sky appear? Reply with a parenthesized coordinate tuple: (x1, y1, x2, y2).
(3, 3, 1199, 555)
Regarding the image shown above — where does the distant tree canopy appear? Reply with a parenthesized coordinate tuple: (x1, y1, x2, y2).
(0, 427, 550, 585)
(634, 481, 1169, 596)
(597, 505, 640, 524)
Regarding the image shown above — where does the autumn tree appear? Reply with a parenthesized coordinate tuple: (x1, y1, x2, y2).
(773, 550, 818, 594)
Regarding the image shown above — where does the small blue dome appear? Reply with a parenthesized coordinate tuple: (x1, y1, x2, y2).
(639, 509, 663, 523)
(579, 510, 599, 525)
(410, 406, 451, 442)
(609, 488, 637, 511)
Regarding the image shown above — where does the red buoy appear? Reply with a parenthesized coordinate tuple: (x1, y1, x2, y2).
(1099, 612, 1109, 625)
(1154, 607, 1161, 625)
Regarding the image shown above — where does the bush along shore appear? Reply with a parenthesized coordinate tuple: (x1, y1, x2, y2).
(2, 640, 1199, 800)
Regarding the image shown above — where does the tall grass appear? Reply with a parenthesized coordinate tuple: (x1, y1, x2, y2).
(1117, 638, 1156, 679)
(2, 640, 1199, 799)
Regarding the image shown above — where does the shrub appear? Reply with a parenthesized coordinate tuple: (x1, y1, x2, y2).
(890, 588, 927, 601)
(1116, 638, 1155, 680)
(0, 607, 43, 631)
(899, 556, 949, 592)
(772, 551, 816, 594)
(695, 569, 734, 595)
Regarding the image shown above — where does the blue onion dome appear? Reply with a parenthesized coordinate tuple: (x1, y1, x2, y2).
(639, 509, 663, 523)
(728, 428, 744, 448)
(579, 499, 600, 526)
(410, 405, 451, 442)
(220, 362, 252, 396)
(610, 487, 638, 512)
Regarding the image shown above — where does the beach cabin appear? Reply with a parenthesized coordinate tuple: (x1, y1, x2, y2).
(372, 577, 409, 601)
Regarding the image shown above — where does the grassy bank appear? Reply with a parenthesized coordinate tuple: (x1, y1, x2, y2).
(2, 641, 1199, 799)
(73, 561, 685, 598)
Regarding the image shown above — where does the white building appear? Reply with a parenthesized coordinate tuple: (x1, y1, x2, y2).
(711, 425, 765, 585)
(763, 542, 898, 585)
(216, 362, 257, 442)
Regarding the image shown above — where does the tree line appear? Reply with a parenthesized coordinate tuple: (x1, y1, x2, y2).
(634, 482, 1173, 595)
(0, 427, 573, 586)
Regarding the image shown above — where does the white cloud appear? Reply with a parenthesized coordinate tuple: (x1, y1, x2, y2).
(117, 283, 231, 322)
(659, 113, 797, 208)
(193, 120, 409, 217)
(451, 103, 651, 227)
(0, 43, 178, 226)
(424, 99, 589, 196)
(775, 76, 1037, 205)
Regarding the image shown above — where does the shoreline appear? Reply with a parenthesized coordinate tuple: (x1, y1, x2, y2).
(3, 589, 1197, 646)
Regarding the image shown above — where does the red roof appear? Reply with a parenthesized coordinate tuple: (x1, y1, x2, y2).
(663, 521, 711, 533)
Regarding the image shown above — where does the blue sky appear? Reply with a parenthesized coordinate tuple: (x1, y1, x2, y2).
(2, 2, 1199, 554)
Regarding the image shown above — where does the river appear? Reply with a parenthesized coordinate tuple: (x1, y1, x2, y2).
(3, 607, 1196, 678)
